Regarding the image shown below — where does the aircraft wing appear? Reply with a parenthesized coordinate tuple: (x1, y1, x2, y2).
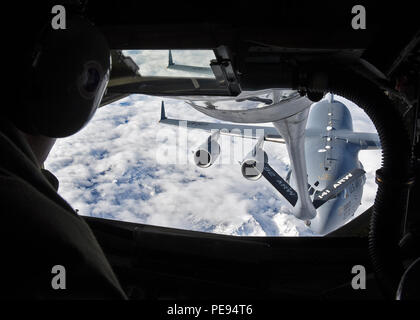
(336, 132, 381, 150)
(159, 101, 284, 143)
(262, 163, 298, 206)
(167, 50, 214, 76)
(312, 168, 366, 209)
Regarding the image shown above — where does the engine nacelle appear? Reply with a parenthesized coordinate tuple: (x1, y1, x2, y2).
(193, 132, 221, 168)
(241, 147, 268, 181)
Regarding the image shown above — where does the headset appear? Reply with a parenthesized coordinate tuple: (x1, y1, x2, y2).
(12, 9, 110, 138)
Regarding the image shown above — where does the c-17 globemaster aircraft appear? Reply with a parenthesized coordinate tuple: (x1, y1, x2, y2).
(159, 93, 381, 235)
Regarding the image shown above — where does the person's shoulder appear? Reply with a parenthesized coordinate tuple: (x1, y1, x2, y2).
(0, 174, 127, 299)
(0, 172, 78, 230)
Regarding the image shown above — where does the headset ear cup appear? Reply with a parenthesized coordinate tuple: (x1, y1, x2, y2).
(19, 16, 110, 138)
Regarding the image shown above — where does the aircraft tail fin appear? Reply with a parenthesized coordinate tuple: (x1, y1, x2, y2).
(160, 101, 167, 121)
(312, 168, 365, 209)
(168, 50, 174, 67)
(262, 163, 298, 206)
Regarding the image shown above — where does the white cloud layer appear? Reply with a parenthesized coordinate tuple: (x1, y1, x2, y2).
(45, 94, 381, 236)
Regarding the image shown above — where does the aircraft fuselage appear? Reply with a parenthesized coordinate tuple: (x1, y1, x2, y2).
(293, 99, 367, 234)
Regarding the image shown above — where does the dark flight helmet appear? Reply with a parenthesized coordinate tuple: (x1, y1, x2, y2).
(13, 14, 110, 138)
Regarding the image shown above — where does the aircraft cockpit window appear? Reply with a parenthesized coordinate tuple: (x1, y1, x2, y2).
(105, 49, 239, 98)
(121, 50, 216, 79)
(45, 90, 381, 237)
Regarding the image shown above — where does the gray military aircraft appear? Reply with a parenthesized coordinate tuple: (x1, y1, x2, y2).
(160, 93, 381, 235)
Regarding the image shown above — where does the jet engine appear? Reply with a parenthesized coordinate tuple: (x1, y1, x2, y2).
(193, 131, 220, 168)
(241, 138, 268, 180)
